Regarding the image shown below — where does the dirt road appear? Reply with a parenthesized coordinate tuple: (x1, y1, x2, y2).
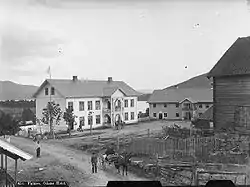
(7, 136, 148, 187)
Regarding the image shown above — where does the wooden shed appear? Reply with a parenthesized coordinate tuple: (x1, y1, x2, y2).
(207, 36, 250, 131)
(0, 138, 33, 186)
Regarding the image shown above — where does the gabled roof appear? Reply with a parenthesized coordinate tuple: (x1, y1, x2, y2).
(208, 37, 250, 78)
(32, 79, 140, 98)
(199, 105, 213, 121)
(102, 87, 126, 97)
(0, 139, 33, 161)
(138, 93, 151, 101)
(179, 98, 197, 104)
(148, 88, 213, 103)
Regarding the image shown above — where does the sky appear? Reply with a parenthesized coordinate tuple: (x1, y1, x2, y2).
(1, 0, 250, 90)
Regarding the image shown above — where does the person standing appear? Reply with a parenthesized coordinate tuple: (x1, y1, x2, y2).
(36, 141, 41, 158)
(91, 152, 98, 173)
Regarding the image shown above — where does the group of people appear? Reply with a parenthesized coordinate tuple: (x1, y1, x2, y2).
(115, 121, 125, 130)
(90, 146, 132, 176)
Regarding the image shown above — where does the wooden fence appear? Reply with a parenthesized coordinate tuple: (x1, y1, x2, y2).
(126, 136, 249, 164)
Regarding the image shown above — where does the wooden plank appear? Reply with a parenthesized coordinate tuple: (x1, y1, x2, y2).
(198, 170, 246, 175)
(5, 155, 7, 187)
(14, 159, 17, 183)
(1, 154, 2, 169)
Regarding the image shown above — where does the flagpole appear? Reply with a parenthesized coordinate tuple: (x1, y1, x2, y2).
(48, 66, 53, 138)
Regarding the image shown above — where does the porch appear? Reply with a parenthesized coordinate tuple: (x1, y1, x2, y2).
(0, 138, 33, 186)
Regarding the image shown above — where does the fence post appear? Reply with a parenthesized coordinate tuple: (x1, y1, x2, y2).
(117, 137, 120, 151)
(148, 129, 150, 138)
(193, 165, 198, 186)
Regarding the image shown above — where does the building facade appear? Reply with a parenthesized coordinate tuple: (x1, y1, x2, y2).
(148, 88, 213, 120)
(207, 36, 250, 131)
(33, 76, 140, 130)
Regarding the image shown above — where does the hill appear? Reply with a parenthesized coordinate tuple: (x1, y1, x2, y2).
(0, 81, 38, 101)
(165, 73, 212, 89)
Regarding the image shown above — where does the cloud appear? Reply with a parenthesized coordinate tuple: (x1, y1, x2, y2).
(0, 24, 65, 66)
(27, 0, 164, 9)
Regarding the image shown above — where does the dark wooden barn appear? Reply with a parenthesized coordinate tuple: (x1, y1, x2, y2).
(207, 36, 250, 131)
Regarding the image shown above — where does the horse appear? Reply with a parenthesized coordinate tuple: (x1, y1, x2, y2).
(114, 152, 132, 176)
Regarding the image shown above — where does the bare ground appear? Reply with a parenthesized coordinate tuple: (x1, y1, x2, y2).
(6, 121, 179, 187)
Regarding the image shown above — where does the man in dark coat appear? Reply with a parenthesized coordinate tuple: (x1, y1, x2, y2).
(36, 141, 41, 158)
(91, 152, 98, 173)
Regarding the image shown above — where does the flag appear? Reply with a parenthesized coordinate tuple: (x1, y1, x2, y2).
(46, 66, 51, 74)
(46, 66, 51, 79)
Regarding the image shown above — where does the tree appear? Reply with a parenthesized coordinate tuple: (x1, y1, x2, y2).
(41, 101, 62, 139)
(0, 111, 20, 136)
(146, 108, 149, 117)
(21, 108, 35, 124)
(63, 108, 76, 137)
(88, 111, 94, 135)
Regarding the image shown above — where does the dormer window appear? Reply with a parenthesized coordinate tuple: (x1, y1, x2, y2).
(51, 87, 55, 95)
(45, 88, 48, 95)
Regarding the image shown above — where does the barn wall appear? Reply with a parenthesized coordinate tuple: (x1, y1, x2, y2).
(214, 75, 250, 130)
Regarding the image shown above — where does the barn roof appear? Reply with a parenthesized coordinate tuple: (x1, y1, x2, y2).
(148, 88, 213, 103)
(32, 79, 140, 98)
(208, 37, 250, 78)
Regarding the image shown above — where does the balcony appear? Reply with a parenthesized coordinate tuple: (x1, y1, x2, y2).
(103, 108, 111, 113)
(182, 106, 194, 111)
(115, 106, 122, 112)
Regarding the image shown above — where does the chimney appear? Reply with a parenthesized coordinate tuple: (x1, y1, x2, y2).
(73, 76, 78, 81)
(108, 77, 112, 83)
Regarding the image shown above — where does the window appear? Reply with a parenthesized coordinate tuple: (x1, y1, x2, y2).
(176, 113, 179, 117)
(79, 101, 84, 111)
(45, 88, 48, 95)
(199, 104, 203, 108)
(164, 113, 168, 118)
(51, 87, 55, 95)
(176, 104, 179, 108)
(153, 104, 156, 108)
(88, 101, 93, 110)
(88, 116, 93, 125)
(164, 103, 167, 108)
(131, 112, 135, 120)
(95, 101, 101, 110)
(79, 117, 85, 126)
(206, 104, 210, 108)
(125, 112, 129, 121)
(130, 99, 134, 107)
(153, 113, 157, 117)
(68, 102, 73, 111)
(96, 115, 101, 124)
(124, 100, 128, 107)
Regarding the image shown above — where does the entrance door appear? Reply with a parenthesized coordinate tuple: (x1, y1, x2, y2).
(186, 112, 191, 120)
(159, 113, 163, 119)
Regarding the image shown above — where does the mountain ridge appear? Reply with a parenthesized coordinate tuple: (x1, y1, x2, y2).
(0, 81, 38, 101)
(165, 73, 212, 90)
(0, 73, 212, 100)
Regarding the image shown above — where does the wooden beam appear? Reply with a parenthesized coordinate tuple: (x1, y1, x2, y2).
(5, 155, 7, 187)
(15, 159, 17, 184)
(0, 148, 19, 161)
(0, 153, 2, 169)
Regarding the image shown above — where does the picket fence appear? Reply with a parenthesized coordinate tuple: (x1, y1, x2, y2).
(127, 136, 249, 163)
